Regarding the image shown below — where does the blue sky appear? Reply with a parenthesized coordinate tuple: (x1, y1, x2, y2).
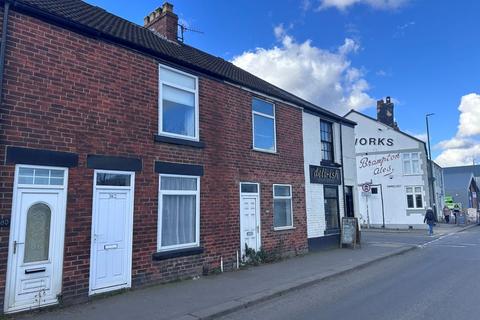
(86, 0, 480, 167)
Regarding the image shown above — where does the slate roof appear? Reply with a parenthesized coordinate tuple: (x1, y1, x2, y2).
(9, 0, 355, 125)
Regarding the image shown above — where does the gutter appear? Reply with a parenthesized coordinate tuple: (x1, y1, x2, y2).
(0, 0, 10, 104)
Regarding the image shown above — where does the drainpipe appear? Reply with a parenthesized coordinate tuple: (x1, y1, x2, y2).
(339, 123, 347, 217)
(0, 0, 10, 104)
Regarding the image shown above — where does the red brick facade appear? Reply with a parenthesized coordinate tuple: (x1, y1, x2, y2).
(0, 8, 308, 309)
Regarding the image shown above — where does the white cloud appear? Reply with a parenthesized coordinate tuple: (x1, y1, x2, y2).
(457, 93, 480, 137)
(231, 27, 374, 114)
(435, 93, 480, 167)
(318, 0, 408, 11)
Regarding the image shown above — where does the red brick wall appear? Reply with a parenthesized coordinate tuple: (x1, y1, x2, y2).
(0, 9, 307, 308)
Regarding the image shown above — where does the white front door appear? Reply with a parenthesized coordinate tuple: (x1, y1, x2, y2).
(5, 166, 68, 313)
(369, 186, 384, 226)
(239, 183, 261, 257)
(89, 171, 134, 295)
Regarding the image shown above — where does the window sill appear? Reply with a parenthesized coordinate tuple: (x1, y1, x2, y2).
(152, 247, 204, 261)
(252, 148, 277, 155)
(320, 161, 342, 167)
(154, 135, 205, 148)
(274, 226, 296, 231)
(324, 228, 340, 236)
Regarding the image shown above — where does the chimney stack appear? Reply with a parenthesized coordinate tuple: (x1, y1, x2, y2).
(377, 96, 398, 129)
(144, 2, 178, 42)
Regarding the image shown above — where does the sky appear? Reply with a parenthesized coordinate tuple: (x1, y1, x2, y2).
(86, 0, 480, 167)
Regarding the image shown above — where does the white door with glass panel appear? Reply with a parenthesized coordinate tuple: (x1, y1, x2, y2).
(5, 166, 67, 313)
(89, 171, 134, 295)
(240, 183, 261, 258)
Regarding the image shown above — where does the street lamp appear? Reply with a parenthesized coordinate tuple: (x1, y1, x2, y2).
(426, 113, 436, 214)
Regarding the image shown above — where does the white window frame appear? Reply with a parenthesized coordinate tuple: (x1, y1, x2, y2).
(158, 64, 199, 141)
(15, 164, 68, 189)
(158, 174, 200, 252)
(252, 97, 277, 153)
(273, 184, 294, 230)
(406, 186, 424, 209)
(402, 152, 421, 175)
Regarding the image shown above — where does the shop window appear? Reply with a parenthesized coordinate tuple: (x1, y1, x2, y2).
(324, 185, 340, 233)
(273, 184, 293, 229)
(158, 175, 200, 251)
(252, 98, 276, 152)
(406, 186, 424, 209)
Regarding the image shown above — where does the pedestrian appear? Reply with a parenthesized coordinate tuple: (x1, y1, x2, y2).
(453, 205, 460, 224)
(443, 205, 451, 224)
(424, 207, 437, 236)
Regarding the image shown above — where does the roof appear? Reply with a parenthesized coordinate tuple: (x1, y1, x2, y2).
(443, 171, 477, 193)
(344, 109, 427, 145)
(443, 164, 480, 176)
(7, 0, 356, 126)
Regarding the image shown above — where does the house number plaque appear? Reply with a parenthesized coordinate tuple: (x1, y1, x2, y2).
(0, 217, 10, 228)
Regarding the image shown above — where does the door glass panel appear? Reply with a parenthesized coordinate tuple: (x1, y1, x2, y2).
(241, 183, 258, 193)
(96, 173, 131, 186)
(24, 203, 51, 263)
(18, 167, 64, 186)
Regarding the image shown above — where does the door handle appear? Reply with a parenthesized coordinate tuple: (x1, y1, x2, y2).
(13, 241, 24, 254)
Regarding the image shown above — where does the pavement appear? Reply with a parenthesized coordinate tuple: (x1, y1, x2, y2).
(10, 223, 476, 320)
(218, 225, 480, 320)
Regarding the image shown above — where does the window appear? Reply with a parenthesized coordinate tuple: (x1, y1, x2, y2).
(324, 185, 340, 232)
(96, 173, 131, 186)
(403, 153, 421, 175)
(158, 175, 200, 251)
(320, 120, 334, 162)
(159, 65, 198, 140)
(241, 183, 258, 193)
(406, 186, 424, 209)
(252, 98, 276, 152)
(273, 185, 293, 229)
(18, 167, 64, 186)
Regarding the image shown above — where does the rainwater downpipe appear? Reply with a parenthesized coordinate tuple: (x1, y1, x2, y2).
(0, 1, 10, 105)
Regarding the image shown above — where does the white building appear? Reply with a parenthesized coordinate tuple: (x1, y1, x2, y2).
(345, 98, 432, 229)
(303, 110, 360, 250)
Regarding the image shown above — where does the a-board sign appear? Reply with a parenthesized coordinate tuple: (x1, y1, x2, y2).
(341, 217, 359, 247)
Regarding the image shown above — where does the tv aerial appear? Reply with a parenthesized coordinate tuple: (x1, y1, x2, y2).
(178, 23, 204, 43)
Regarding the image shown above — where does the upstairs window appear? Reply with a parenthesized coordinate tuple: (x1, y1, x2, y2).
(403, 153, 420, 175)
(320, 120, 334, 162)
(252, 98, 276, 152)
(159, 65, 198, 140)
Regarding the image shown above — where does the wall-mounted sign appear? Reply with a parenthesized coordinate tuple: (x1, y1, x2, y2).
(309, 165, 341, 185)
(0, 217, 10, 228)
(358, 153, 400, 177)
(355, 137, 394, 147)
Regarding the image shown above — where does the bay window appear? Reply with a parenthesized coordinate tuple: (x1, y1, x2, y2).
(159, 65, 199, 140)
(158, 175, 200, 251)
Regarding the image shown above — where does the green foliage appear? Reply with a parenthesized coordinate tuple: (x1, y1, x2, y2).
(243, 244, 281, 266)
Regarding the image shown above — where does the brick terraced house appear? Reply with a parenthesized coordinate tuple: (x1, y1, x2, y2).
(0, 0, 357, 313)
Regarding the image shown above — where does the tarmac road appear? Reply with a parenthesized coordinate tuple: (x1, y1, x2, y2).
(220, 226, 480, 320)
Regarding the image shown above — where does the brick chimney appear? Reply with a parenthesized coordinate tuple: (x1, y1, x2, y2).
(377, 96, 399, 129)
(144, 2, 178, 42)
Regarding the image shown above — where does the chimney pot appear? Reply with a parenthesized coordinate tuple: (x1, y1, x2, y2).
(144, 2, 178, 42)
(377, 96, 397, 129)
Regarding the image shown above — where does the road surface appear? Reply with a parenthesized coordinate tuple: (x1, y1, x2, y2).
(220, 226, 480, 320)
